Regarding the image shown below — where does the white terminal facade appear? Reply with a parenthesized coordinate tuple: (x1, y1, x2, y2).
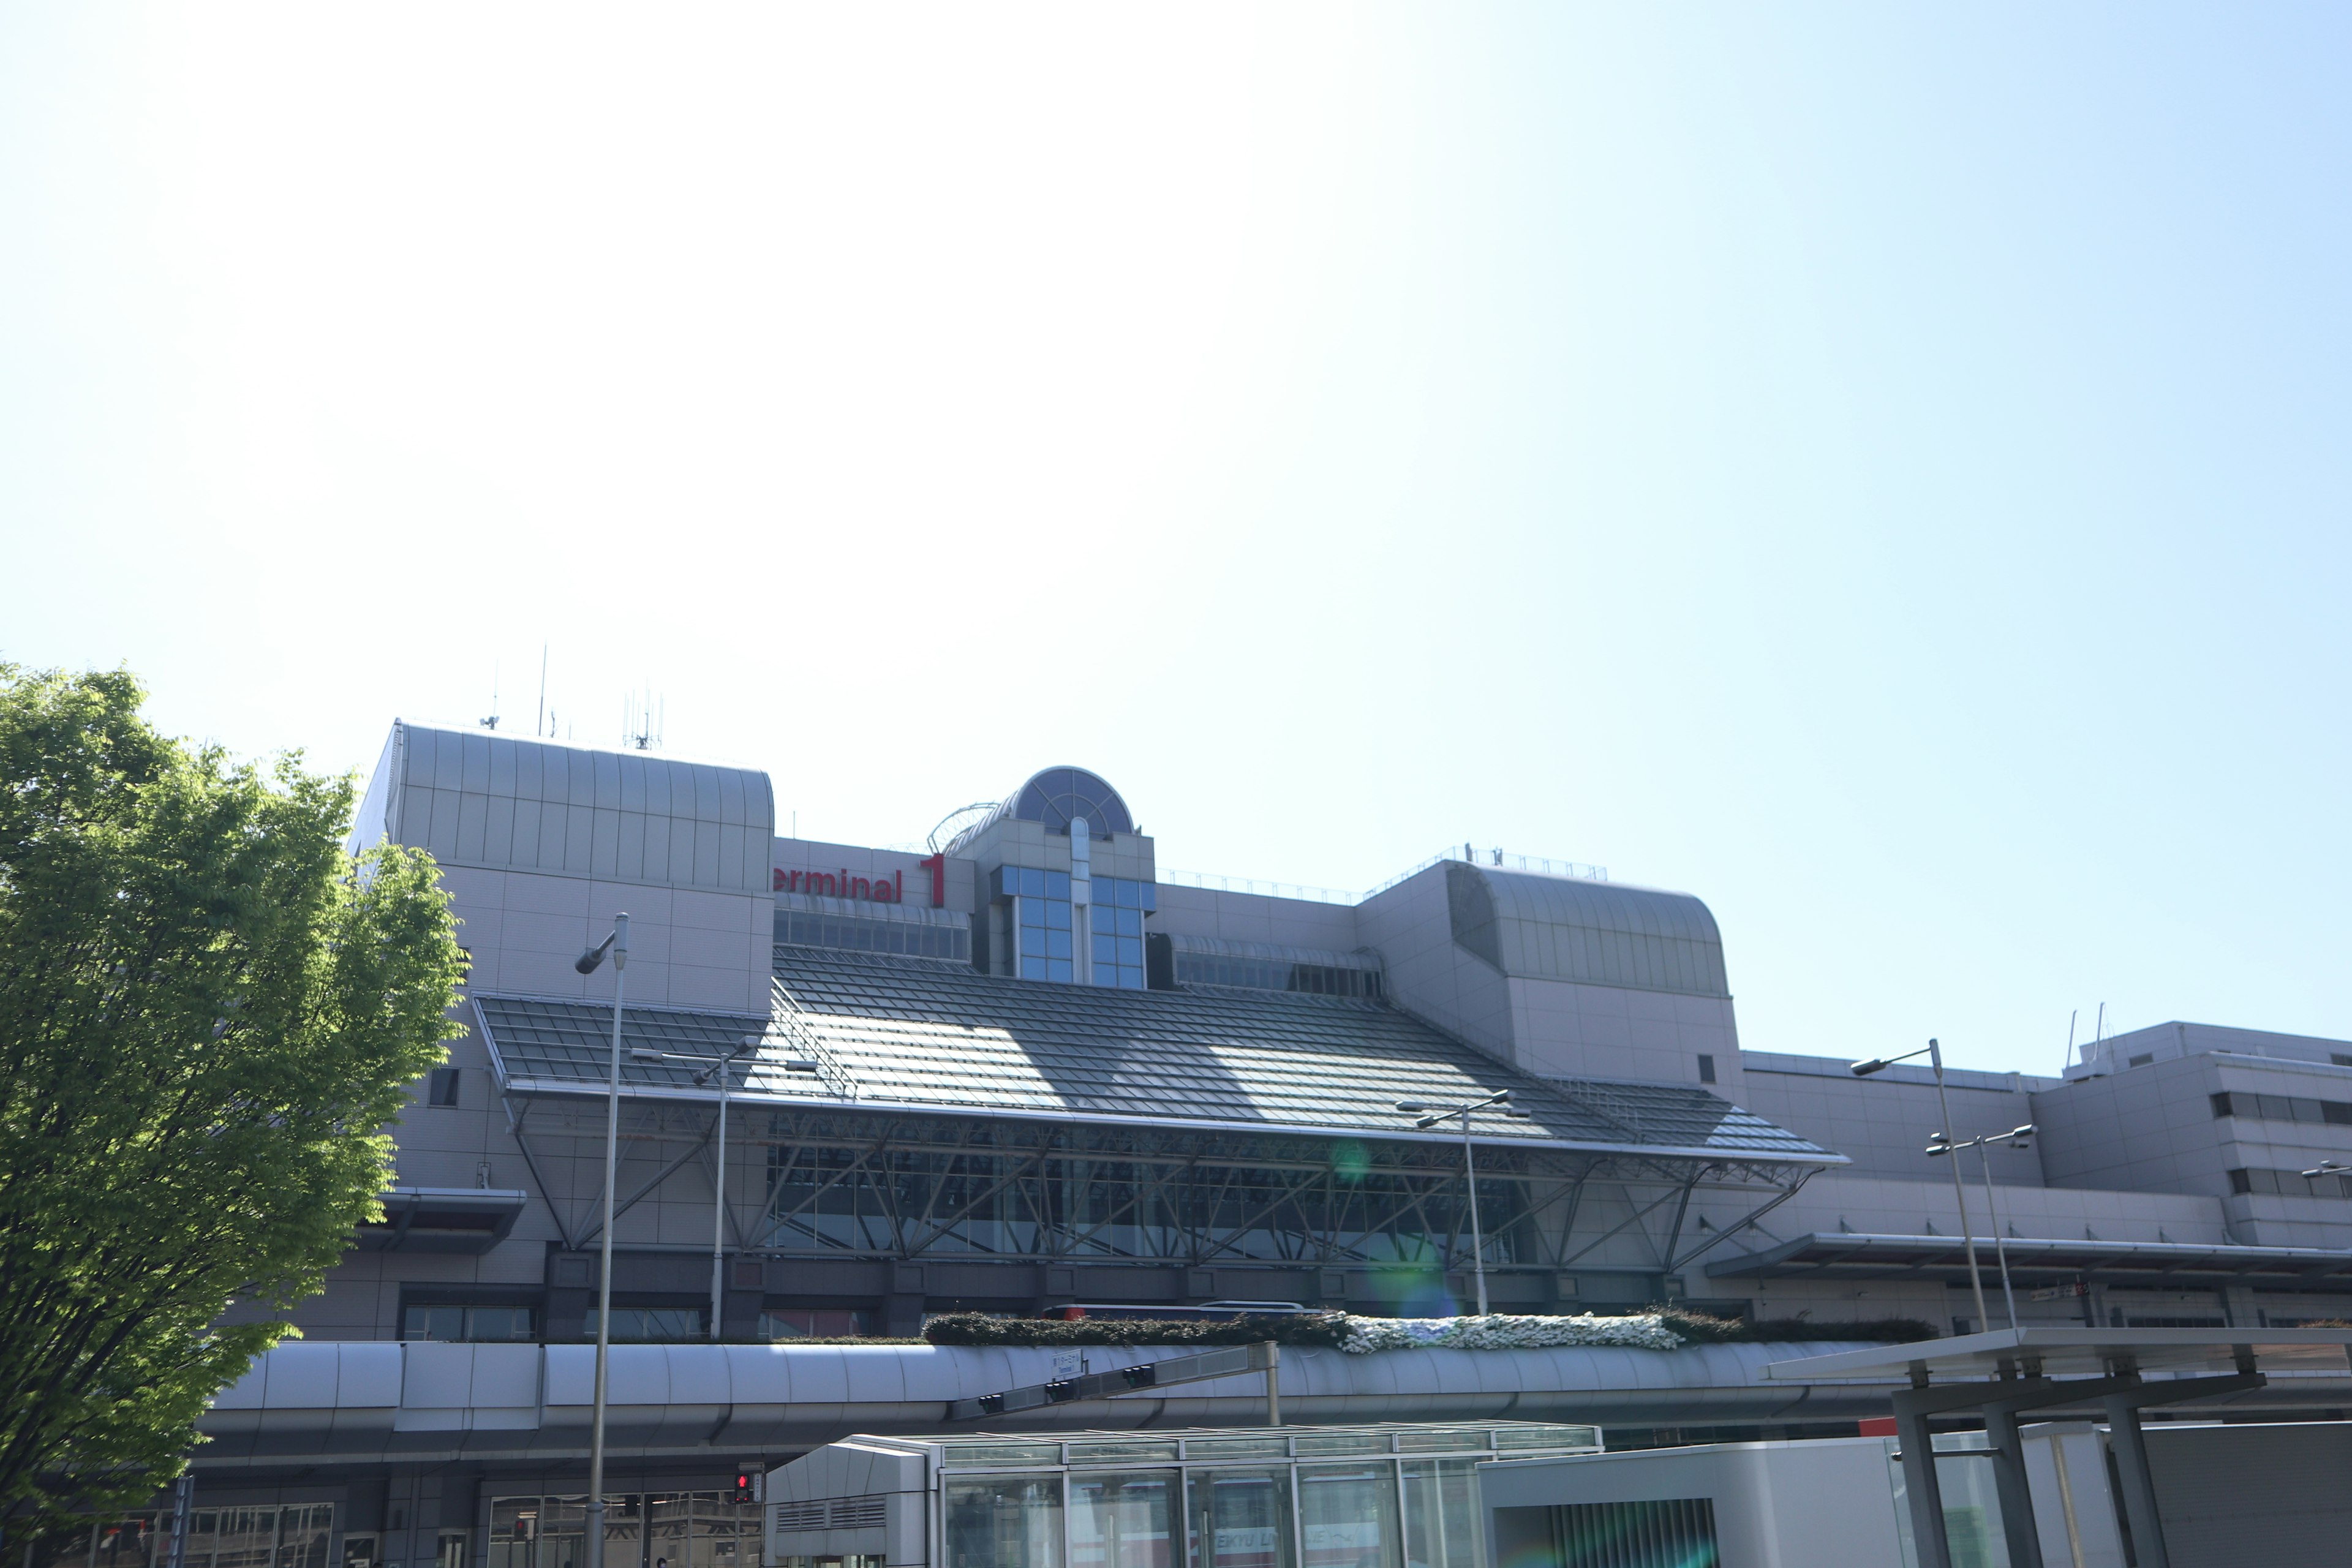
(104, 722, 2352, 1568)
(337, 723, 2352, 1345)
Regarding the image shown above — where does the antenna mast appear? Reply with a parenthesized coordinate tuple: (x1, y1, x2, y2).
(480, 662, 501, 730)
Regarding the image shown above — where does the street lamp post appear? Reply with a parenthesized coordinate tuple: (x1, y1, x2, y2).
(1392, 1090, 1528, 1315)
(572, 914, 629, 1568)
(634, 1036, 815, 1338)
(1852, 1039, 1990, 1333)
(1928, 1123, 2036, 1331)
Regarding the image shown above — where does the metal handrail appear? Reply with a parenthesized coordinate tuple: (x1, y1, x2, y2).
(1163, 845, 1609, 909)
(766, 981, 859, 1101)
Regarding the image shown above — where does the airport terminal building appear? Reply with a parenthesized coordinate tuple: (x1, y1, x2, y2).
(339, 722, 2352, 1344)
(78, 722, 2352, 1568)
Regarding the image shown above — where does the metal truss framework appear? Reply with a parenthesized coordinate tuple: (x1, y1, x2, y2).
(501, 1088, 1815, 1281)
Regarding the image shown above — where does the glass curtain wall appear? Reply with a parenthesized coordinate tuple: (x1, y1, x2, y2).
(488, 1496, 760, 1568)
(1186, 1471, 1294, 1568)
(765, 1141, 1529, 1267)
(944, 1477, 1065, 1568)
(1068, 1474, 1176, 1568)
(45, 1507, 336, 1568)
(1396, 1465, 1477, 1568)
(1297, 1466, 1400, 1568)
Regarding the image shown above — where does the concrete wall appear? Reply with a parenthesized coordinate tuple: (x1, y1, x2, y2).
(1741, 1052, 2048, 1185)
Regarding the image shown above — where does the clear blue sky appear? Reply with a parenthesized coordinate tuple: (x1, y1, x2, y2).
(6, 6, 2348, 1075)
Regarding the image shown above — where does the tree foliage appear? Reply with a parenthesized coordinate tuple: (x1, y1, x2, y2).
(0, 668, 464, 1533)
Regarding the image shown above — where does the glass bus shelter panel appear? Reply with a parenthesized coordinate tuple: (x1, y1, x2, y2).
(489, 1499, 538, 1568)
(1297, 1465, 1400, 1568)
(214, 1506, 282, 1568)
(537, 1497, 589, 1568)
(1396, 1463, 1476, 1568)
(1069, 1472, 1177, 1568)
(1185, 1470, 1293, 1568)
(944, 1476, 1065, 1568)
(277, 1506, 336, 1568)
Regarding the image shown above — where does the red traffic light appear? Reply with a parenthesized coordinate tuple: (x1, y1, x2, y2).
(733, 1472, 756, 1504)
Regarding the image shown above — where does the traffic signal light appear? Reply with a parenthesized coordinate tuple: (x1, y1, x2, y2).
(733, 1470, 756, 1506)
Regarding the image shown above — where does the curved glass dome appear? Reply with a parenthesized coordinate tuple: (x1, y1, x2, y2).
(1009, 766, 1134, 838)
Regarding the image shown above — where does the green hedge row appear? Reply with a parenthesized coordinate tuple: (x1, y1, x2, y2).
(917, 1309, 1938, 1348)
(921, 1313, 1349, 1348)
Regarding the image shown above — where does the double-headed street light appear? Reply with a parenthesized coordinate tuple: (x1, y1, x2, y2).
(1852, 1039, 1992, 1333)
(572, 914, 628, 1568)
(633, 1036, 818, 1338)
(1392, 1090, 1529, 1316)
(1928, 1123, 2037, 1331)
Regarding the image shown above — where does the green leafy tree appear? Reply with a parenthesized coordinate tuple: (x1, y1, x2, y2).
(0, 667, 463, 1537)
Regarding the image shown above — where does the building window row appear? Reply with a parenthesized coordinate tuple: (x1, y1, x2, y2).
(995, 867, 1155, 989)
(2211, 1090, 2352, 1126)
(2228, 1166, 2352, 1199)
(1171, 952, 1384, 1000)
(776, 910, 971, 963)
(404, 1304, 537, 1342)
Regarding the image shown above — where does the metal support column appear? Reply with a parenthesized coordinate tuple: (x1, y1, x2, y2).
(1981, 1398, 2046, 1568)
(1892, 1378, 1954, 1568)
(2100, 1381, 2168, 1568)
(2097, 1363, 2264, 1568)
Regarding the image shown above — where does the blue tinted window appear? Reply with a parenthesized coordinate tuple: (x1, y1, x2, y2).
(1118, 937, 1142, 965)
(1020, 954, 1047, 980)
(1046, 901, 1071, 930)
(1093, 933, 1117, 964)
(1020, 867, 1046, 898)
(1046, 927, 1072, 960)
(1020, 926, 1046, 957)
(1116, 879, 1138, 908)
(1139, 883, 1156, 913)
(1115, 908, 1142, 937)
(1047, 957, 1073, 982)
(1046, 870, 1071, 900)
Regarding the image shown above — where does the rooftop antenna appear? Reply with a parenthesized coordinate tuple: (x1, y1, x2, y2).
(2064, 1008, 2077, 1071)
(623, 688, 665, 751)
(536, 645, 549, 737)
(480, 662, 500, 730)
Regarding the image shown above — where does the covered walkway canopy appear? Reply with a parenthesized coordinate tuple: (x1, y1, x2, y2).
(1764, 1327, 2352, 1568)
(1709, 1230, 2352, 1289)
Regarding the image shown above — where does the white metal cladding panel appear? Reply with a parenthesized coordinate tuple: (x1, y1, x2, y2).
(379, 724, 772, 892)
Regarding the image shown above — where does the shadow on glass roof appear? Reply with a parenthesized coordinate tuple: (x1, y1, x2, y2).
(471, 946, 1838, 1164)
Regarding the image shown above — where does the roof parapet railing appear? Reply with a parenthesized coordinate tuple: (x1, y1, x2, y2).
(1157, 870, 1360, 906)
(1360, 845, 1608, 903)
(1163, 846, 1608, 909)
(767, 981, 859, 1101)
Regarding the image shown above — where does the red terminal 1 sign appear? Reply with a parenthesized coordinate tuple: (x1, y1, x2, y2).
(775, 853, 949, 908)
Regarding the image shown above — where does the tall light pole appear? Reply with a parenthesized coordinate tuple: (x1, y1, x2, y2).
(573, 914, 628, 1568)
(1392, 1090, 1529, 1315)
(1929, 1123, 2036, 1331)
(635, 1036, 815, 1338)
(1853, 1039, 1989, 1333)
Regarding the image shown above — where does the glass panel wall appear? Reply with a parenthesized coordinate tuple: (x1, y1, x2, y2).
(1296, 1466, 1398, 1568)
(581, 1308, 707, 1343)
(1185, 1469, 1293, 1568)
(486, 1494, 757, 1568)
(1397, 1463, 1476, 1568)
(1069, 1472, 1177, 1568)
(50, 1507, 340, 1568)
(944, 1477, 1064, 1568)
